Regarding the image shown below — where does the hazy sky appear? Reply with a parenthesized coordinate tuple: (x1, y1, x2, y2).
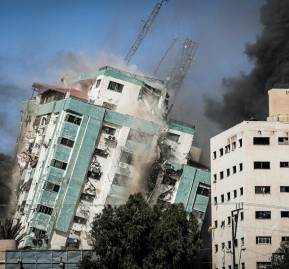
(0, 0, 265, 158)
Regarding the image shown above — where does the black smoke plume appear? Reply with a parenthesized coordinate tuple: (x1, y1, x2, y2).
(205, 0, 289, 128)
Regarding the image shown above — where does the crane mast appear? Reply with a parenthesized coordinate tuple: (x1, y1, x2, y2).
(124, 0, 167, 65)
(166, 38, 198, 98)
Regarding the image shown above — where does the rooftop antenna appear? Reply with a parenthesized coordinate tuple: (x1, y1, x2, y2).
(124, 0, 168, 65)
(153, 38, 178, 76)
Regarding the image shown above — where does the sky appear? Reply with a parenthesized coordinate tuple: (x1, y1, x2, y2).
(0, 0, 265, 162)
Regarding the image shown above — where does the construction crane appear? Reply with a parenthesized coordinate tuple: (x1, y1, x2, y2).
(124, 0, 168, 65)
(166, 38, 198, 99)
(153, 38, 177, 75)
(166, 38, 198, 114)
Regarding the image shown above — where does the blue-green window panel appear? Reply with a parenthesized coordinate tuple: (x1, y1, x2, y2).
(168, 121, 195, 135)
(47, 167, 64, 183)
(193, 194, 209, 213)
(54, 145, 71, 163)
(194, 169, 211, 185)
(175, 166, 196, 206)
(61, 122, 79, 140)
(31, 213, 51, 228)
(56, 117, 102, 233)
(40, 190, 58, 207)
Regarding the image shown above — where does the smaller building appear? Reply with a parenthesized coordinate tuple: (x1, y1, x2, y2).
(211, 88, 289, 269)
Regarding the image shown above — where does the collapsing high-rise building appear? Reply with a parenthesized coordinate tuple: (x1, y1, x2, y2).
(14, 66, 210, 249)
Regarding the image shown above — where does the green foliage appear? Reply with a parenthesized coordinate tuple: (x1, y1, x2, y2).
(271, 241, 289, 269)
(82, 193, 201, 269)
(0, 218, 24, 246)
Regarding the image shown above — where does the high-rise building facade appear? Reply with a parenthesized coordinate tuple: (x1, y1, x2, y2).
(211, 89, 289, 269)
(15, 66, 210, 250)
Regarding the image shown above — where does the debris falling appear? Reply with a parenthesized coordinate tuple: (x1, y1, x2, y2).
(205, 0, 289, 128)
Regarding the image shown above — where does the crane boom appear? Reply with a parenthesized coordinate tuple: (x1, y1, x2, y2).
(124, 0, 167, 65)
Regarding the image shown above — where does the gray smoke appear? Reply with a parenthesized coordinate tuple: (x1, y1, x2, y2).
(205, 0, 289, 128)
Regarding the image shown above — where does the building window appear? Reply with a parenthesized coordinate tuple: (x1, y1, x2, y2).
(239, 163, 243, 171)
(234, 239, 238, 247)
(65, 114, 81, 125)
(241, 262, 245, 269)
(240, 212, 244, 221)
(254, 161, 270, 169)
(282, 236, 289, 242)
(227, 192, 231, 201)
(225, 144, 230, 153)
(59, 137, 74, 148)
(37, 204, 53, 215)
(94, 148, 109, 158)
(51, 159, 67, 170)
(43, 182, 60, 193)
(240, 187, 243, 196)
(255, 186, 270, 194)
(221, 242, 225, 250)
(241, 237, 245, 246)
(213, 174, 217, 182)
(278, 137, 289, 145)
(233, 166, 237, 173)
(226, 168, 230, 177)
(120, 151, 134, 165)
(95, 79, 101, 88)
(215, 244, 218, 253)
(214, 220, 218, 228)
(232, 141, 236, 150)
(107, 81, 124, 93)
(280, 186, 289, 193)
(213, 151, 217, 159)
(166, 132, 180, 142)
(234, 190, 237, 198)
(239, 139, 243, 148)
(220, 171, 224, 179)
(228, 216, 231, 225)
(256, 211, 271, 219)
(220, 148, 224, 157)
(221, 220, 225, 228)
(228, 240, 231, 249)
(256, 236, 271, 245)
(197, 183, 210, 197)
(102, 125, 116, 135)
(102, 101, 117, 110)
(221, 194, 224, 203)
(74, 216, 87, 225)
(253, 137, 270, 145)
(256, 262, 271, 269)
(214, 197, 217, 205)
(281, 211, 289, 218)
(280, 162, 289, 168)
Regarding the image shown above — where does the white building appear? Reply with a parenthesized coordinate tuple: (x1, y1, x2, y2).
(211, 88, 289, 269)
(14, 66, 210, 250)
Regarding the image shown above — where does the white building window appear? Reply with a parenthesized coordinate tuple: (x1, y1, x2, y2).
(256, 236, 271, 245)
(221, 194, 224, 203)
(220, 148, 224, 157)
(278, 137, 289, 145)
(239, 163, 243, 171)
(107, 81, 124, 93)
(220, 171, 224, 179)
(282, 236, 289, 242)
(233, 190, 237, 198)
(233, 166, 237, 174)
(255, 211, 271, 219)
(280, 186, 289, 192)
(95, 79, 101, 88)
(255, 186, 270, 194)
(281, 211, 289, 218)
(213, 151, 217, 159)
(226, 168, 230, 177)
(254, 161, 270, 169)
(253, 137, 270, 145)
(280, 162, 289, 168)
(239, 138, 243, 147)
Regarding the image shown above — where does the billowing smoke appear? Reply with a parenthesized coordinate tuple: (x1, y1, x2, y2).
(205, 0, 289, 128)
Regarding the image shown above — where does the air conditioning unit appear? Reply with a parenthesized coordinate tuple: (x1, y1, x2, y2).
(104, 133, 116, 141)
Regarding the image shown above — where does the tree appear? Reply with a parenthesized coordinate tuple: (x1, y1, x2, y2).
(271, 241, 289, 269)
(81, 193, 201, 269)
(0, 218, 24, 246)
